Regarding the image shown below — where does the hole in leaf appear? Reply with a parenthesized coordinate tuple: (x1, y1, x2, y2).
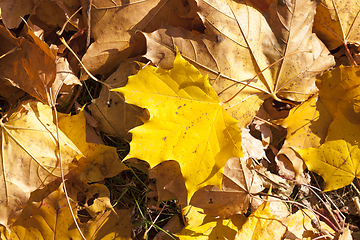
(77, 208, 92, 223)
(87, 193, 99, 206)
(272, 99, 294, 112)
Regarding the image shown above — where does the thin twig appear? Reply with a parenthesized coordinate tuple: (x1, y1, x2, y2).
(86, 0, 92, 48)
(0, 46, 21, 60)
(144, 201, 168, 236)
(49, 88, 87, 240)
(60, 37, 111, 89)
(56, 6, 83, 36)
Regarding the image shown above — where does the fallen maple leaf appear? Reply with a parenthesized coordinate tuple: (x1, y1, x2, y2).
(7, 180, 82, 239)
(293, 65, 360, 190)
(278, 65, 360, 179)
(82, 0, 194, 78)
(190, 157, 265, 218)
(0, 101, 81, 229)
(113, 51, 243, 202)
(143, 0, 335, 128)
(0, 99, 127, 231)
(297, 110, 360, 191)
(235, 199, 289, 239)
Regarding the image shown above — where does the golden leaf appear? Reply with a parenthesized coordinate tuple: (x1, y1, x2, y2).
(298, 111, 360, 191)
(0, 101, 81, 229)
(113, 51, 242, 202)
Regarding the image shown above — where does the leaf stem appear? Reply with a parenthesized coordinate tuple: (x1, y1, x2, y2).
(223, 50, 310, 104)
(351, 182, 360, 197)
(0, 46, 21, 60)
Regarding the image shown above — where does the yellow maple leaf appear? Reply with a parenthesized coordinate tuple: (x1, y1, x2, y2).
(297, 111, 360, 191)
(113, 51, 243, 202)
(275, 95, 333, 176)
(277, 95, 332, 150)
(57, 109, 128, 182)
(294, 65, 360, 191)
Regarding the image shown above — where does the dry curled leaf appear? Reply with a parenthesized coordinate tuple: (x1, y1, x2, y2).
(241, 127, 268, 161)
(0, 25, 56, 104)
(88, 57, 145, 141)
(190, 157, 265, 218)
(82, 0, 195, 78)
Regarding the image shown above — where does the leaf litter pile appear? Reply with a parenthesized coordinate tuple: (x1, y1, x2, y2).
(2, 0, 360, 239)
